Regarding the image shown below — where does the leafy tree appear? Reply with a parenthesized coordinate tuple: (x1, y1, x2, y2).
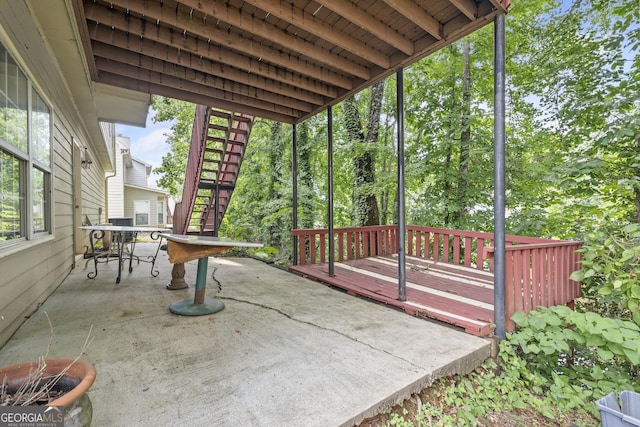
(151, 97, 195, 199)
(343, 82, 385, 226)
(403, 40, 495, 231)
(503, 0, 640, 237)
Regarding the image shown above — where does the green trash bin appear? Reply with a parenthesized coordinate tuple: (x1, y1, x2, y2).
(596, 391, 640, 427)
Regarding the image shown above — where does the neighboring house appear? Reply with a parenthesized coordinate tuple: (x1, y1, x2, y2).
(0, 2, 151, 347)
(107, 136, 170, 228)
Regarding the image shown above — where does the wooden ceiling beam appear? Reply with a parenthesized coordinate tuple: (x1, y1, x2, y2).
(245, 0, 411, 59)
(93, 45, 315, 113)
(98, 72, 298, 123)
(74, 0, 509, 124)
(379, 0, 443, 41)
(89, 28, 328, 106)
(108, 0, 371, 81)
(488, 0, 511, 12)
(448, 0, 477, 20)
(313, 0, 415, 55)
(83, 0, 354, 90)
(176, 0, 374, 76)
(95, 63, 303, 121)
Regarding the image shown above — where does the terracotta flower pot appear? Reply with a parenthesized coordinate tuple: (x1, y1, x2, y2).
(0, 358, 96, 426)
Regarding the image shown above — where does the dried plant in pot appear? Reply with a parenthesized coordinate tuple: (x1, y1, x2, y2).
(0, 317, 96, 426)
(0, 358, 96, 426)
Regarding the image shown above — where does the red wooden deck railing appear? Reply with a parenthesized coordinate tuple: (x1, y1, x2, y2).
(486, 241, 583, 331)
(291, 225, 582, 332)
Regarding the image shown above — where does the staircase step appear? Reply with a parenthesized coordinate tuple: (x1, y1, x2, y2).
(207, 136, 246, 145)
(197, 182, 236, 190)
(204, 148, 242, 156)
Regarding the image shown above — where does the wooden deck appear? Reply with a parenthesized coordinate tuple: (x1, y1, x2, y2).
(292, 225, 582, 335)
(290, 254, 495, 337)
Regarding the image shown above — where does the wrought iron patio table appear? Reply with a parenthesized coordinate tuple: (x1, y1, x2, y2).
(80, 225, 170, 284)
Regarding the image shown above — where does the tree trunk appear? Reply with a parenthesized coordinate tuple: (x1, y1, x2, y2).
(298, 121, 314, 229)
(380, 114, 392, 224)
(444, 142, 453, 226)
(456, 39, 472, 225)
(266, 121, 284, 245)
(344, 82, 384, 226)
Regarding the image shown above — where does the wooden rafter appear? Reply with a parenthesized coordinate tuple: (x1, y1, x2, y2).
(88, 25, 337, 101)
(73, 0, 510, 123)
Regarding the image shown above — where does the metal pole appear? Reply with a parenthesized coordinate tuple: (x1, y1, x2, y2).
(494, 13, 507, 340)
(328, 107, 335, 276)
(397, 69, 407, 302)
(292, 123, 299, 265)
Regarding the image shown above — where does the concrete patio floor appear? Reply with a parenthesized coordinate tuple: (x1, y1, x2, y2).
(0, 243, 492, 426)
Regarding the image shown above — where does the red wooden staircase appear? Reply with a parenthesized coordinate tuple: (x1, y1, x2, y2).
(173, 105, 253, 236)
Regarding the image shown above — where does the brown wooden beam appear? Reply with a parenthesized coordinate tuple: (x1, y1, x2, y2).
(83, 0, 353, 91)
(93, 43, 315, 113)
(89, 26, 329, 105)
(177, 0, 373, 78)
(488, 0, 511, 12)
(104, 0, 371, 81)
(448, 0, 477, 20)
(379, 0, 443, 41)
(245, 0, 408, 60)
(97, 71, 300, 123)
(95, 57, 305, 116)
(313, 0, 414, 56)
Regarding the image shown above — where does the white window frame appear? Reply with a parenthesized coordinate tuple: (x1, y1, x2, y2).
(0, 42, 52, 248)
(134, 200, 150, 226)
(157, 199, 164, 225)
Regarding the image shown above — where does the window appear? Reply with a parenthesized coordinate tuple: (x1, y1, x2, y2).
(157, 199, 164, 225)
(134, 200, 150, 226)
(0, 43, 51, 245)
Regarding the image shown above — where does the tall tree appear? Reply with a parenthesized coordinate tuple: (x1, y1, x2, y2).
(297, 120, 316, 229)
(343, 82, 384, 226)
(151, 97, 195, 199)
(456, 39, 472, 225)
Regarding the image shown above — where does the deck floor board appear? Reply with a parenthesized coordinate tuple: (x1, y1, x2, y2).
(289, 255, 495, 336)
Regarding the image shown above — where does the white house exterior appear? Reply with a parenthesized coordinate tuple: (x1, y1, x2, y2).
(107, 135, 169, 227)
(0, 2, 151, 347)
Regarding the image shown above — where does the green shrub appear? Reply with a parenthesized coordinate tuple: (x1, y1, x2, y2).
(571, 223, 640, 323)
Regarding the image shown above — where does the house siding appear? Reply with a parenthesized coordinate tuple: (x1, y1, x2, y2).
(123, 187, 167, 227)
(107, 137, 127, 219)
(0, 6, 109, 348)
(108, 136, 169, 228)
(125, 160, 150, 187)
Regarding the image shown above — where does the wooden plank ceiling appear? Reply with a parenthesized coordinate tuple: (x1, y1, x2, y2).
(73, 0, 510, 124)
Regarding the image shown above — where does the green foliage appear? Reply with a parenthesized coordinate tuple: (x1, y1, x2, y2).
(509, 306, 640, 411)
(381, 306, 640, 427)
(151, 97, 196, 198)
(571, 224, 640, 323)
